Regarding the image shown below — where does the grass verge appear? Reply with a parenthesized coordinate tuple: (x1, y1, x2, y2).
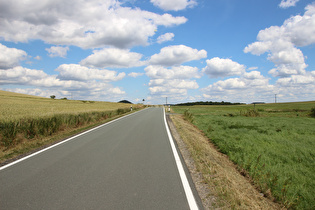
(170, 114, 282, 209)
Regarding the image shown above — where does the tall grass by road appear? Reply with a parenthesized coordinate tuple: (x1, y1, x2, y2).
(0, 90, 142, 162)
(1, 109, 131, 148)
(173, 101, 315, 209)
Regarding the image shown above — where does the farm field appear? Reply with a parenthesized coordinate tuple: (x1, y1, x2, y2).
(0, 90, 142, 163)
(0, 90, 133, 122)
(172, 102, 315, 209)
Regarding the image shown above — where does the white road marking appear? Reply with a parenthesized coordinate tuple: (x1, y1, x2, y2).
(163, 108, 199, 210)
(1, 107, 199, 209)
(0, 109, 147, 171)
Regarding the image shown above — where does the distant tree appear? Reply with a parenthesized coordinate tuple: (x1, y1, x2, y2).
(119, 100, 132, 104)
(50, 95, 56, 99)
(176, 101, 244, 106)
(61, 97, 68, 100)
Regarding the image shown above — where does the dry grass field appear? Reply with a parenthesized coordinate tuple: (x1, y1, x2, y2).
(0, 90, 143, 163)
(0, 90, 132, 122)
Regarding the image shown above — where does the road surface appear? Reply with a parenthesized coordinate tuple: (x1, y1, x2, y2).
(0, 107, 201, 209)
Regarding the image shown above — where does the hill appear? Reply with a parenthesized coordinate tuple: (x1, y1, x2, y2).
(0, 90, 132, 122)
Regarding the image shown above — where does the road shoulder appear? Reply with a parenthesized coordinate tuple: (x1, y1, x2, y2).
(166, 114, 215, 209)
(167, 113, 283, 210)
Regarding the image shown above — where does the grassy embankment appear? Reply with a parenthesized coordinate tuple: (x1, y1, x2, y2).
(0, 90, 143, 163)
(172, 102, 315, 209)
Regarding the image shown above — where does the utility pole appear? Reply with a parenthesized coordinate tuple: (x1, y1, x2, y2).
(275, 94, 277, 103)
(166, 97, 167, 106)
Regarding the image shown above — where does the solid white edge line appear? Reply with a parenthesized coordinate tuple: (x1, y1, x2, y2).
(0, 108, 148, 171)
(163, 108, 199, 210)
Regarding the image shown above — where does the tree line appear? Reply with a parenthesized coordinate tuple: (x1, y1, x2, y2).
(175, 101, 245, 106)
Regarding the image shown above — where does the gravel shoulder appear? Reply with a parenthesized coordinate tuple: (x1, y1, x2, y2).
(166, 113, 216, 209)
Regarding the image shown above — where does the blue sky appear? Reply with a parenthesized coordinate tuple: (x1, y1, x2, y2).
(1, 0, 314, 104)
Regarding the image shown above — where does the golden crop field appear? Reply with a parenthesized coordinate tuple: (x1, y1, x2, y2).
(0, 90, 133, 122)
(0, 90, 143, 162)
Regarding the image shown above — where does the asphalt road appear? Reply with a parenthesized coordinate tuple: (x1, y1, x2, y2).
(0, 107, 200, 209)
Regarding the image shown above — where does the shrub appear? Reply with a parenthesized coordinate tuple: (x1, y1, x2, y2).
(183, 109, 194, 123)
(310, 107, 315, 118)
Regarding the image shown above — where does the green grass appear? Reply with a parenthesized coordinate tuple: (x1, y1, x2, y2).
(172, 102, 315, 209)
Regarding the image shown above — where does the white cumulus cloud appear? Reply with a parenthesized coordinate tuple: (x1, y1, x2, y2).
(244, 3, 315, 77)
(150, 0, 197, 11)
(0, 0, 187, 49)
(202, 57, 246, 78)
(128, 72, 144, 78)
(80, 48, 144, 68)
(145, 65, 200, 79)
(157, 33, 174, 44)
(0, 43, 27, 69)
(274, 72, 315, 102)
(276, 72, 315, 87)
(145, 65, 200, 99)
(0, 66, 47, 84)
(202, 71, 273, 103)
(279, 0, 300, 9)
(0, 65, 126, 101)
(149, 45, 207, 66)
(46, 46, 69, 58)
(56, 64, 125, 82)
(34, 56, 42, 60)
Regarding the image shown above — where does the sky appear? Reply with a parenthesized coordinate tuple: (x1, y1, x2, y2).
(0, 0, 315, 104)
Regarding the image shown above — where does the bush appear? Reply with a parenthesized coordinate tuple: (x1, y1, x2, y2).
(183, 109, 194, 123)
(310, 107, 315, 118)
